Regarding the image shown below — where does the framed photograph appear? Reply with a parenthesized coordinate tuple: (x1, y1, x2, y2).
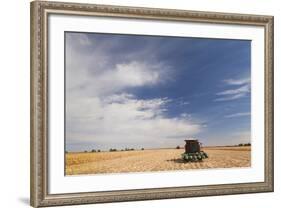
(30, 1, 274, 207)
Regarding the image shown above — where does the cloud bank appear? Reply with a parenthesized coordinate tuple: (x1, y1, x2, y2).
(65, 33, 201, 151)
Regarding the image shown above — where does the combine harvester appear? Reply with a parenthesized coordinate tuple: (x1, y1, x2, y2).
(181, 139, 208, 162)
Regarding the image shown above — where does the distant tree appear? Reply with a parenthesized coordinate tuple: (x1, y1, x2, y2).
(141, 148, 144, 150)
(176, 146, 180, 149)
(109, 148, 117, 152)
(91, 149, 96, 153)
(84, 150, 88, 153)
(65, 151, 68, 154)
(237, 143, 251, 147)
(97, 149, 101, 152)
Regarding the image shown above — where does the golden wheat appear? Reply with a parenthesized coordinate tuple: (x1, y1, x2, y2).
(65, 146, 251, 175)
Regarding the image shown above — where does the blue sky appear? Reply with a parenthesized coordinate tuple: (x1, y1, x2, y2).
(65, 32, 251, 151)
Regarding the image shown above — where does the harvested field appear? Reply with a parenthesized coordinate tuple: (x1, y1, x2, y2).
(65, 146, 251, 175)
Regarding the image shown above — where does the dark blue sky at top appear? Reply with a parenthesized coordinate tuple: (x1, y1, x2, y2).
(68, 32, 251, 147)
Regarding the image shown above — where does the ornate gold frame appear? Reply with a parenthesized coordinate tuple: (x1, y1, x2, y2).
(30, 1, 274, 207)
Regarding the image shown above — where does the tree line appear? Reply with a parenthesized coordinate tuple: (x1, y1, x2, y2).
(79, 147, 145, 153)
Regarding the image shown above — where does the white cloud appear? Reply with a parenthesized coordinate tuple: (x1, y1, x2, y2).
(66, 94, 201, 149)
(180, 101, 190, 105)
(214, 93, 246, 101)
(216, 85, 250, 96)
(93, 61, 163, 95)
(65, 33, 201, 150)
(66, 34, 169, 98)
(114, 62, 160, 86)
(215, 77, 250, 101)
(225, 112, 251, 118)
(223, 77, 250, 85)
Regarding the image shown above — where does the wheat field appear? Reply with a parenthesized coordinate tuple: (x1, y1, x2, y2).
(65, 146, 251, 175)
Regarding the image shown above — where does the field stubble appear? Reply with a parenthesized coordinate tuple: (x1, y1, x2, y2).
(66, 146, 251, 175)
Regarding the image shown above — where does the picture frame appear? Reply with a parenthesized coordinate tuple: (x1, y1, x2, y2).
(30, 1, 274, 207)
